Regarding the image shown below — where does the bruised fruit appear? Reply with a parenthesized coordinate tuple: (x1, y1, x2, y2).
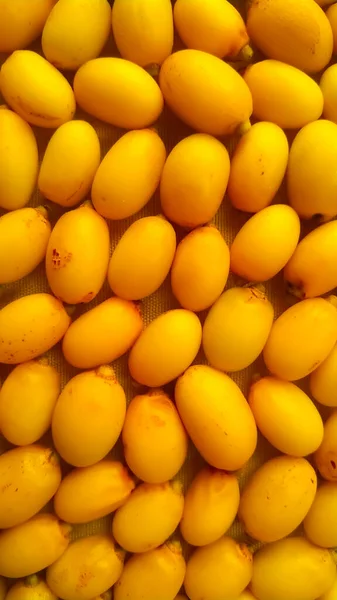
(310, 343, 337, 407)
(314, 411, 337, 481)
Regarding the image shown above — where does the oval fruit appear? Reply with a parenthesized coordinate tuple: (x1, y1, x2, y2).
(52, 366, 126, 467)
(175, 365, 257, 470)
(108, 216, 176, 300)
(314, 411, 337, 481)
(263, 297, 337, 381)
(0, 50, 75, 128)
(318, 575, 337, 600)
(327, 4, 337, 53)
(92, 129, 166, 220)
(38, 120, 101, 207)
(113, 481, 184, 553)
(159, 49, 252, 136)
(122, 389, 188, 483)
(310, 343, 337, 407)
(62, 297, 142, 369)
(230, 205, 300, 281)
(202, 286, 274, 372)
(128, 309, 202, 386)
(304, 482, 337, 547)
(321, 65, 337, 123)
(6, 576, 57, 600)
(180, 467, 240, 546)
(74, 57, 163, 128)
(0, 293, 71, 364)
(46, 203, 109, 304)
(160, 133, 230, 228)
(0, 0, 56, 52)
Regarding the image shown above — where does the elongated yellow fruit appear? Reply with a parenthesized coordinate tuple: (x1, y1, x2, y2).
(321, 65, 337, 123)
(6, 575, 57, 600)
(304, 481, 337, 548)
(314, 411, 337, 481)
(0, 0, 56, 52)
(310, 343, 337, 407)
(327, 4, 337, 54)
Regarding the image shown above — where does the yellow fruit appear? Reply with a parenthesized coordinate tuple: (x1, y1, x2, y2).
(315, 411, 337, 481)
(74, 57, 163, 128)
(160, 133, 230, 228)
(0, 207, 51, 284)
(128, 309, 202, 386)
(180, 466, 240, 546)
(0, 293, 71, 365)
(318, 575, 337, 600)
(175, 365, 257, 471)
(45, 203, 110, 304)
(38, 120, 101, 208)
(122, 389, 188, 483)
(159, 49, 252, 136)
(112, 0, 173, 67)
(0, 513, 71, 578)
(0, 0, 56, 52)
(251, 537, 336, 600)
(202, 286, 274, 372)
(310, 343, 337, 407)
(0, 106, 38, 211)
(0, 578, 5, 600)
(304, 482, 337, 547)
(92, 129, 166, 220)
(317, 0, 336, 5)
(327, 4, 337, 53)
(114, 542, 186, 600)
(52, 366, 126, 467)
(108, 216, 176, 300)
(113, 481, 184, 552)
(42, 0, 111, 70)
(247, 0, 333, 73)
(263, 297, 337, 381)
(321, 65, 337, 124)
(249, 376, 324, 456)
(184, 537, 253, 600)
(47, 535, 124, 600)
(0, 50, 75, 128)
(62, 297, 142, 369)
(6, 575, 57, 600)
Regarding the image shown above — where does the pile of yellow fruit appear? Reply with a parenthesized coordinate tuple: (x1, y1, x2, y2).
(2, 0, 337, 598)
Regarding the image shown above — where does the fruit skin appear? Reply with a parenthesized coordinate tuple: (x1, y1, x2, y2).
(112, 0, 173, 67)
(52, 366, 126, 467)
(62, 297, 142, 369)
(108, 216, 176, 300)
(239, 455, 317, 543)
(47, 535, 124, 600)
(180, 467, 240, 547)
(202, 286, 274, 372)
(112, 480, 184, 553)
(321, 65, 337, 124)
(175, 365, 257, 471)
(38, 120, 101, 208)
(159, 49, 252, 136)
(0, 293, 71, 365)
(122, 389, 188, 484)
(310, 343, 337, 407)
(0, 207, 51, 284)
(6, 575, 57, 600)
(184, 537, 253, 600)
(128, 309, 202, 387)
(92, 129, 166, 220)
(0, 50, 75, 128)
(0, 0, 56, 52)
(249, 377, 323, 457)
(304, 482, 337, 548)
(45, 203, 110, 305)
(327, 4, 337, 54)
(247, 0, 333, 74)
(42, 0, 111, 70)
(160, 133, 230, 228)
(314, 411, 337, 481)
(318, 574, 337, 600)
(251, 537, 336, 600)
(74, 57, 163, 128)
(0, 106, 38, 211)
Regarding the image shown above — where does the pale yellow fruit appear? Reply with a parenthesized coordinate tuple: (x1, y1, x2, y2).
(122, 389, 188, 483)
(42, 0, 111, 70)
(0, 106, 38, 211)
(318, 574, 337, 600)
(321, 65, 337, 123)
(230, 204, 300, 281)
(251, 537, 336, 600)
(129, 309, 202, 386)
(159, 49, 252, 136)
(47, 535, 124, 600)
(62, 297, 142, 369)
(304, 482, 337, 547)
(180, 466, 240, 546)
(38, 120, 101, 207)
(0, 293, 71, 365)
(310, 343, 337, 407)
(52, 366, 126, 467)
(175, 365, 257, 471)
(6, 576, 57, 600)
(160, 133, 230, 228)
(185, 537, 253, 600)
(0, 0, 56, 52)
(0, 578, 5, 600)
(92, 129, 166, 220)
(315, 411, 337, 481)
(0, 50, 75, 128)
(113, 481, 184, 552)
(74, 57, 163, 128)
(108, 216, 176, 300)
(112, 0, 173, 67)
(263, 297, 337, 381)
(203, 286, 274, 372)
(327, 4, 337, 53)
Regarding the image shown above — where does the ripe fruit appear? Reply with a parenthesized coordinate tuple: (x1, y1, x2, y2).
(327, 4, 337, 53)
(0, 0, 56, 52)
(310, 343, 337, 407)
(314, 411, 337, 481)
(321, 65, 337, 123)
(6, 575, 57, 600)
(318, 575, 337, 600)
(304, 482, 337, 548)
